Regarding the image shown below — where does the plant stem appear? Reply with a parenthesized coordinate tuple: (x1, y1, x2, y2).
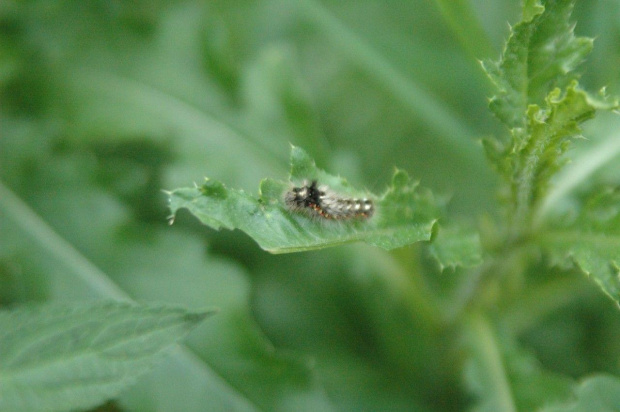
(464, 311, 517, 412)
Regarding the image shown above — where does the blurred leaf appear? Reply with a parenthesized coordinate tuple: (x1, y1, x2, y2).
(463, 314, 516, 412)
(541, 375, 620, 412)
(464, 314, 574, 412)
(501, 330, 574, 411)
(39, 2, 290, 191)
(0, 301, 212, 412)
(428, 224, 483, 270)
(168, 146, 438, 253)
(297, 0, 479, 160)
(543, 188, 620, 304)
(0, 179, 334, 411)
(432, 0, 494, 59)
(4, 1, 620, 411)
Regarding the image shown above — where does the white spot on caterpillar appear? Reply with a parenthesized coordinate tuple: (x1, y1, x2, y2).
(285, 180, 374, 220)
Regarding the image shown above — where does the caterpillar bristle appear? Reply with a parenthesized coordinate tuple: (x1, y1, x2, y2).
(285, 180, 374, 220)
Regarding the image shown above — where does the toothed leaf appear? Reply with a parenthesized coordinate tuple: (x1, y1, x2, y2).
(168, 146, 438, 253)
(482, 0, 592, 129)
(543, 188, 620, 304)
(429, 224, 483, 270)
(0, 302, 213, 412)
(481, 0, 618, 228)
(509, 83, 617, 222)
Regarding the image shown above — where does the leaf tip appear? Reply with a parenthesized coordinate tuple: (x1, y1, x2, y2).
(391, 168, 416, 190)
(289, 145, 317, 179)
(522, 0, 544, 22)
(200, 179, 228, 199)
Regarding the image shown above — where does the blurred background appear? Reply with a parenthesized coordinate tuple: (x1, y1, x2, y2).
(3, 1, 620, 411)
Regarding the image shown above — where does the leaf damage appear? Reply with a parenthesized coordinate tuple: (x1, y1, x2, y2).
(168, 146, 438, 253)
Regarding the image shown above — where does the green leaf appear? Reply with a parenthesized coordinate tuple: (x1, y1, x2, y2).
(428, 223, 483, 270)
(481, 0, 618, 229)
(492, 82, 618, 227)
(510, 83, 617, 225)
(482, 0, 592, 129)
(0, 301, 213, 412)
(541, 375, 620, 412)
(0, 179, 335, 411)
(538, 114, 620, 222)
(105, 227, 336, 412)
(542, 188, 620, 304)
(167, 146, 438, 253)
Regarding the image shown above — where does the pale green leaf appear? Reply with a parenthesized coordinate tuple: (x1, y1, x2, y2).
(428, 224, 483, 270)
(0, 301, 213, 412)
(168, 146, 438, 253)
(522, 0, 545, 22)
(481, 0, 619, 229)
(541, 375, 620, 412)
(538, 117, 620, 223)
(510, 83, 617, 224)
(542, 188, 620, 303)
(482, 0, 592, 129)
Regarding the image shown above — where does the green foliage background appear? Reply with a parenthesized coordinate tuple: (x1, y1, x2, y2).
(4, 0, 620, 411)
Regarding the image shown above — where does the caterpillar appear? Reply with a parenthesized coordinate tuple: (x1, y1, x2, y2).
(285, 180, 374, 220)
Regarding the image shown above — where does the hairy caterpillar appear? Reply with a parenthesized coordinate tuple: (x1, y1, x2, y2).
(285, 180, 374, 220)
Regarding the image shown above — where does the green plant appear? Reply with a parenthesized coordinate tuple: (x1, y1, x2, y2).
(168, 0, 620, 410)
(3, 0, 620, 411)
